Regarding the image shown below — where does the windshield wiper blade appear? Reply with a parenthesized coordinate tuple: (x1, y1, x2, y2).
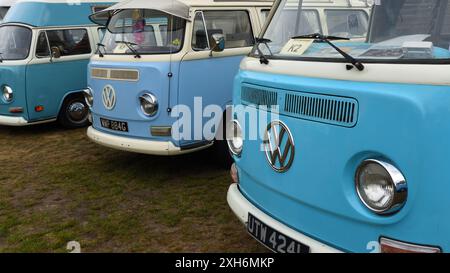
(96, 43, 106, 58)
(255, 37, 272, 65)
(291, 33, 364, 71)
(115, 40, 141, 59)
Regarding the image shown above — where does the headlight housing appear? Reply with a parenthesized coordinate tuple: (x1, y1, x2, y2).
(226, 120, 243, 156)
(355, 159, 407, 215)
(2, 85, 13, 102)
(83, 87, 93, 107)
(139, 93, 158, 116)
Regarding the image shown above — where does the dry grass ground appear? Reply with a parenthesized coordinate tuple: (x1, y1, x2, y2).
(0, 123, 266, 253)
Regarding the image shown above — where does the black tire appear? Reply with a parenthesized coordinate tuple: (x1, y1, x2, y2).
(58, 94, 90, 129)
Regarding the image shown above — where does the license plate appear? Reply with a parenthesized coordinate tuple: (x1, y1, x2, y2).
(247, 213, 310, 253)
(100, 118, 129, 132)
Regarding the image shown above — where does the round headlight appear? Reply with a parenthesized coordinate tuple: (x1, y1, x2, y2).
(83, 88, 93, 107)
(2, 85, 13, 102)
(355, 159, 407, 215)
(139, 93, 158, 116)
(226, 120, 243, 156)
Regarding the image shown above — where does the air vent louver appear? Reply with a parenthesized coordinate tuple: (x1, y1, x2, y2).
(284, 93, 357, 127)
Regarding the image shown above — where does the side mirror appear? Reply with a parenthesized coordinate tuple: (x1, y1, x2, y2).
(51, 46, 61, 59)
(209, 34, 225, 56)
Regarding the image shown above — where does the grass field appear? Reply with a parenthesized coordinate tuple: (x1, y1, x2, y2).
(0, 123, 266, 253)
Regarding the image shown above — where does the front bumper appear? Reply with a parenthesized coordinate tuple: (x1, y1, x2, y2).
(87, 126, 212, 156)
(227, 183, 342, 253)
(0, 115, 55, 126)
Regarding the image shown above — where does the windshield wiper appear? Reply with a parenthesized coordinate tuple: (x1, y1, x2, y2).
(291, 33, 365, 71)
(254, 37, 272, 65)
(115, 40, 141, 59)
(96, 43, 106, 58)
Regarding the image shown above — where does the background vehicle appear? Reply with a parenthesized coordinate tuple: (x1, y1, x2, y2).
(85, 0, 273, 160)
(0, 0, 16, 22)
(0, 0, 116, 127)
(227, 0, 450, 253)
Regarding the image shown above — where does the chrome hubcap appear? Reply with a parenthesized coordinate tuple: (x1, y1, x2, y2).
(68, 102, 88, 122)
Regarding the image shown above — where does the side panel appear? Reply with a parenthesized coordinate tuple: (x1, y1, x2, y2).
(25, 58, 89, 121)
(178, 52, 246, 143)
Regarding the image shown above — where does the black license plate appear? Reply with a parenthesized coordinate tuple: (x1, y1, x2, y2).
(247, 213, 310, 253)
(100, 118, 129, 132)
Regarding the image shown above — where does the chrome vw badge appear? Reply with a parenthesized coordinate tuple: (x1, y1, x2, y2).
(263, 121, 295, 172)
(102, 85, 116, 110)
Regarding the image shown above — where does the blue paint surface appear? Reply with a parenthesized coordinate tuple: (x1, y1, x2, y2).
(233, 68, 450, 252)
(0, 65, 29, 120)
(3, 1, 113, 27)
(89, 54, 244, 148)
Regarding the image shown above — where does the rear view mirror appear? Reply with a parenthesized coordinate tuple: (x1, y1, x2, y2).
(209, 34, 225, 56)
(347, 14, 359, 34)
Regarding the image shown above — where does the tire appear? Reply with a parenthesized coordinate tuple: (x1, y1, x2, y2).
(58, 94, 90, 129)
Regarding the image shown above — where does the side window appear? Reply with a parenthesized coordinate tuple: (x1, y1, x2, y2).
(192, 10, 255, 50)
(261, 9, 270, 25)
(192, 11, 209, 50)
(36, 31, 50, 57)
(98, 27, 106, 42)
(46, 29, 92, 57)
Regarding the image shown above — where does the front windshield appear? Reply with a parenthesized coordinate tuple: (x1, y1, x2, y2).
(0, 25, 32, 60)
(257, 0, 450, 62)
(102, 9, 185, 55)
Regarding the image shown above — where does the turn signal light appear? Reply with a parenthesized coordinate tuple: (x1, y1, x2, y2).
(35, 105, 44, 112)
(230, 163, 239, 184)
(380, 237, 441, 253)
(9, 107, 23, 113)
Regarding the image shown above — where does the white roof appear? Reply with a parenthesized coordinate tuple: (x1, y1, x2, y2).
(100, 0, 191, 20)
(0, 0, 17, 6)
(90, 0, 274, 24)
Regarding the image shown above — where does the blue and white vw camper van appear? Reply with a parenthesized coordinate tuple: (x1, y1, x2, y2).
(0, 0, 116, 127)
(227, 0, 450, 253)
(0, 0, 16, 22)
(85, 0, 273, 157)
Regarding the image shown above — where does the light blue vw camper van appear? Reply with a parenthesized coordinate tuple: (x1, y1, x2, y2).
(85, 0, 273, 158)
(0, 0, 116, 127)
(227, 0, 450, 253)
(0, 0, 16, 22)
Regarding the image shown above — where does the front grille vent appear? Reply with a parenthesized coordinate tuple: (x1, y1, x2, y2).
(91, 68, 139, 81)
(284, 92, 358, 127)
(241, 86, 278, 107)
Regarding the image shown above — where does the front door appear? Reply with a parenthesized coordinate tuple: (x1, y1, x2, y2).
(26, 28, 92, 121)
(178, 9, 257, 145)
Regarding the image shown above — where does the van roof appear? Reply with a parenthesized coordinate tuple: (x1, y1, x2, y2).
(0, 0, 17, 6)
(90, 0, 275, 25)
(90, 0, 369, 26)
(1, 0, 117, 27)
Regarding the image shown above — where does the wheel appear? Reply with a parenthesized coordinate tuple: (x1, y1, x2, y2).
(58, 94, 90, 129)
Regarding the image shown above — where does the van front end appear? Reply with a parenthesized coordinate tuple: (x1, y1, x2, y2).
(0, 24, 33, 126)
(226, 0, 450, 253)
(87, 56, 201, 156)
(228, 62, 450, 253)
(0, 64, 30, 126)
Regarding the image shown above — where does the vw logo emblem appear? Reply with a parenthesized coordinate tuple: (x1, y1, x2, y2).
(263, 121, 295, 173)
(102, 85, 116, 110)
